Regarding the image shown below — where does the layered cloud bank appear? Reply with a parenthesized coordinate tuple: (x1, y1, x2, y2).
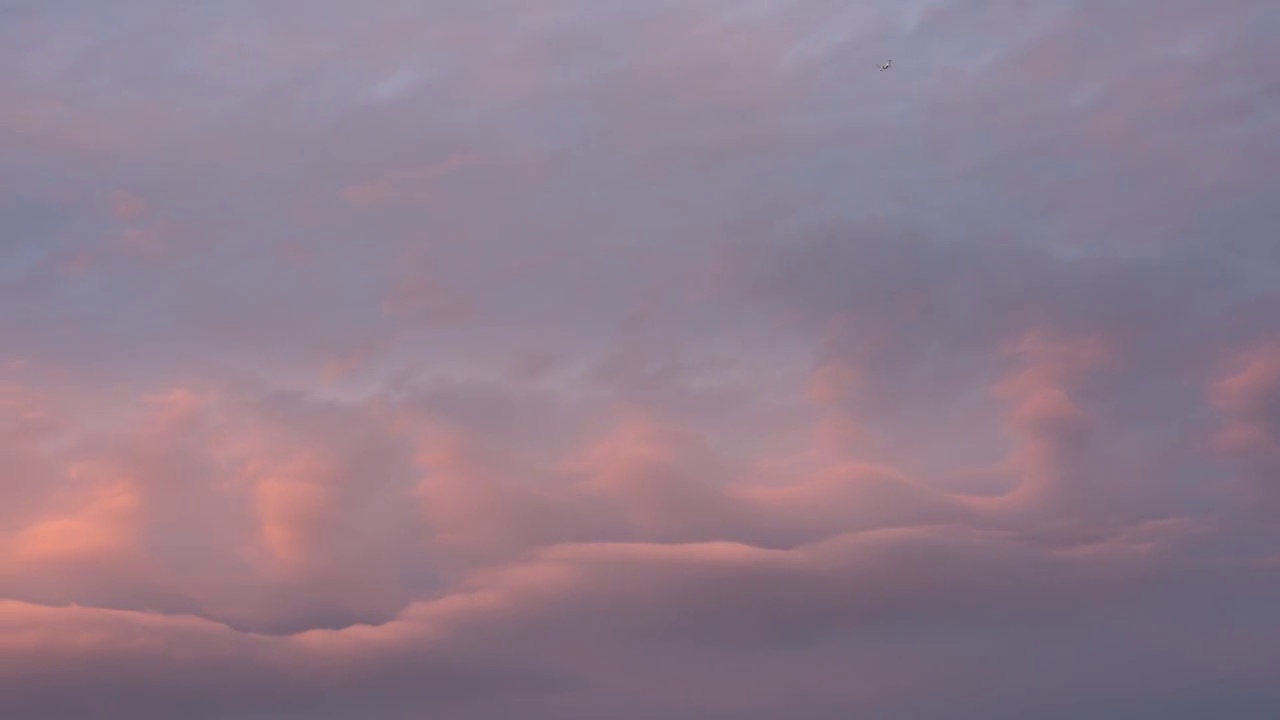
(4, 2, 1280, 718)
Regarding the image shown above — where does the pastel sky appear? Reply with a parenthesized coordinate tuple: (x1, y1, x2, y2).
(4, 1, 1280, 718)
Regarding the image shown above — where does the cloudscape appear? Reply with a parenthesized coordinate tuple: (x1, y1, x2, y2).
(3, 2, 1280, 718)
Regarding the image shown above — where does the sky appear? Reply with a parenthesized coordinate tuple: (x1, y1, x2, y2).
(3, 1, 1280, 718)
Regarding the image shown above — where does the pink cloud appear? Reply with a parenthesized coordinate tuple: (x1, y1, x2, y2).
(972, 333, 1114, 517)
(1212, 341, 1280, 454)
(410, 424, 565, 557)
(341, 153, 479, 208)
(1210, 341, 1280, 510)
(4, 1, 1280, 716)
(380, 274, 473, 324)
(562, 413, 751, 542)
(7, 478, 140, 565)
(3, 362, 1280, 717)
(805, 361, 862, 407)
(252, 466, 337, 569)
(588, 4, 817, 177)
(111, 191, 148, 222)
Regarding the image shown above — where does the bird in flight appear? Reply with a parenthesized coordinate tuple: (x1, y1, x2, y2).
(878, 60, 892, 71)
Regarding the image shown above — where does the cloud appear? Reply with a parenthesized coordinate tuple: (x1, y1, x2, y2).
(7, 478, 140, 565)
(1211, 341, 1280, 507)
(3, 0, 1280, 718)
(6, 519, 1279, 720)
(0, 598, 574, 720)
(342, 153, 480, 208)
(1213, 342, 1280, 454)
